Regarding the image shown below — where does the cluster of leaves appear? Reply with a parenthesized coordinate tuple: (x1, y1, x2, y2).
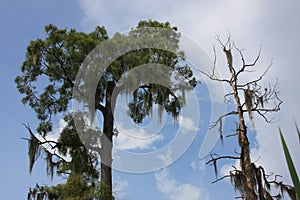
(25, 113, 99, 178)
(15, 24, 108, 135)
(28, 174, 103, 200)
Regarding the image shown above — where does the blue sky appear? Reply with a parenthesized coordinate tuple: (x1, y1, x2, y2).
(0, 0, 300, 199)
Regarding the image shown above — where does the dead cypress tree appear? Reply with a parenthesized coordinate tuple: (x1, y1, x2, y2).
(200, 36, 296, 200)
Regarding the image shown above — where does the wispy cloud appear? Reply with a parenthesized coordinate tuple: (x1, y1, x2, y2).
(191, 161, 197, 171)
(191, 160, 206, 172)
(179, 116, 199, 132)
(114, 178, 129, 200)
(157, 147, 172, 166)
(155, 169, 208, 200)
(114, 123, 163, 151)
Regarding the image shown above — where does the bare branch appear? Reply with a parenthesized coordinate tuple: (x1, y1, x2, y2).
(211, 175, 231, 184)
(209, 111, 239, 133)
(206, 155, 240, 165)
(226, 133, 238, 138)
(224, 92, 235, 103)
(197, 68, 230, 83)
(215, 34, 231, 50)
(236, 62, 272, 88)
(235, 44, 262, 77)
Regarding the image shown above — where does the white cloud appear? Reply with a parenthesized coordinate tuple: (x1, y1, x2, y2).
(155, 169, 208, 200)
(114, 178, 129, 200)
(35, 118, 66, 143)
(36, 118, 67, 142)
(191, 161, 197, 171)
(114, 124, 163, 150)
(157, 146, 172, 166)
(191, 160, 206, 172)
(179, 116, 199, 132)
(220, 162, 239, 181)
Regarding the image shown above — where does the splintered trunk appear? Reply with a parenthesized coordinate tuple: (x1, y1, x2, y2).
(238, 113, 257, 200)
(233, 83, 258, 200)
(100, 81, 115, 199)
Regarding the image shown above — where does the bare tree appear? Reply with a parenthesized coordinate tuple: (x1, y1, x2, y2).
(199, 36, 296, 200)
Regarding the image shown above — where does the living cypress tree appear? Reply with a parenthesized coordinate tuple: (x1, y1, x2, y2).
(16, 20, 197, 199)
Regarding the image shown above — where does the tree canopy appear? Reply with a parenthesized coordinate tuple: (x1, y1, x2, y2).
(16, 20, 197, 199)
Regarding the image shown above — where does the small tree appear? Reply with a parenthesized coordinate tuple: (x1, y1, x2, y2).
(200, 37, 296, 200)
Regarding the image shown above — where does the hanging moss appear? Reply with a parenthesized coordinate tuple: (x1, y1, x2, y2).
(244, 88, 255, 122)
(45, 151, 55, 179)
(28, 134, 41, 174)
(230, 171, 246, 195)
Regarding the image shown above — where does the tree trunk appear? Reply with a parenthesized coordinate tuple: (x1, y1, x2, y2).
(239, 119, 257, 200)
(100, 81, 115, 199)
(232, 82, 258, 200)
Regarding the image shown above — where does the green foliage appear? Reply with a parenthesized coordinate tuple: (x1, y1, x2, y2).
(30, 173, 117, 200)
(29, 174, 102, 200)
(279, 126, 300, 200)
(16, 24, 108, 135)
(16, 20, 195, 135)
(57, 114, 99, 180)
(18, 20, 197, 199)
(99, 182, 114, 200)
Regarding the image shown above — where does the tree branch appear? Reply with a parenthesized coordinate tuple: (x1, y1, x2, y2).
(206, 155, 240, 165)
(22, 123, 68, 163)
(235, 44, 261, 77)
(211, 175, 231, 184)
